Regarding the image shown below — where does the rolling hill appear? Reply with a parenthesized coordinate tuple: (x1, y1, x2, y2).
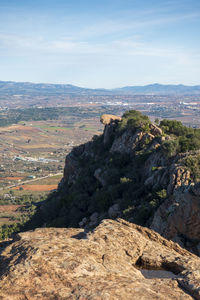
(1, 81, 200, 96)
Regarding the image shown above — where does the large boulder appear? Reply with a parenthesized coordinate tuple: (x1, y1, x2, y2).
(100, 114, 121, 125)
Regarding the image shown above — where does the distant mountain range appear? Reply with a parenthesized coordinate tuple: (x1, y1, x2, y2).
(0, 81, 200, 96)
(114, 83, 200, 95)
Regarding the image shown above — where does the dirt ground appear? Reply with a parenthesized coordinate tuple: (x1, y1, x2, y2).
(0, 205, 24, 212)
(0, 177, 24, 181)
(13, 185, 58, 191)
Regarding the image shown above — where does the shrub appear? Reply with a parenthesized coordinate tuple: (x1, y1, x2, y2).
(151, 166, 159, 171)
(179, 135, 200, 152)
(183, 155, 200, 182)
(156, 189, 167, 200)
(160, 119, 190, 136)
(161, 139, 179, 157)
(117, 110, 150, 134)
(120, 177, 132, 184)
(160, 119, 200, 154)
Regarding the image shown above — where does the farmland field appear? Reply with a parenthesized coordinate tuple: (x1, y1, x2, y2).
(0, 205, 24, 225)
(0, 105, 126, 234)
(13, 184, 58, 191)
(0, 99, 200, 237)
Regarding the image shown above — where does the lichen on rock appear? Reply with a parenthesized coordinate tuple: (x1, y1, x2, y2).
(0, 219, 200, 299)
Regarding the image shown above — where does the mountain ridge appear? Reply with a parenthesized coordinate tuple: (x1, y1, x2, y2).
(1, 80, 200, 95)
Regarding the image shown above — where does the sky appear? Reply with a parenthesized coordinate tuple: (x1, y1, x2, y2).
(0, 0, 200, 88)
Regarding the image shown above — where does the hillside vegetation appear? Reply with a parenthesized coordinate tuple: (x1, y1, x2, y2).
(0, 106, 118, 127)
(24, 110, 200, 245)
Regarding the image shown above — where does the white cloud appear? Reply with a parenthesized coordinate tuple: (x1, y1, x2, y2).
(0, 32, 199, 67)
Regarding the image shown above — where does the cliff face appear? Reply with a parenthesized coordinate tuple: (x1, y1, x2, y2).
(0, 111, 200, 299)
(31, 111, 200, 255)
(151, 182, 200, 250)
(0, 219, 200, 299)
(58, 113, 200, 254)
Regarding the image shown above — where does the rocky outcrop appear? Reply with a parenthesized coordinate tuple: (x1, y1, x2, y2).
(143, 152, 193, 195)
(167, 165, 191, 194)
(108, 203, 120, 218)
(94, 168, 107, 186)
(0, 219, 200, 299)
(63, 152, 81, 184)
(149, 123, 163, 136)
(58, 114, 200, 256)
(143, 151, 166, 178)
(100, 114, 122, 146)
(103, 121, 116, 146)
(63, 141, 93, 184)
(151, 182, 200, 255)
(110, 125, 161, 154)
(100, 114, 122, 125)
(110, 129, 147, 153)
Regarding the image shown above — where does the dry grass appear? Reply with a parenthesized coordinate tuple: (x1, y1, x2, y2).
(0, 124, 39, 133)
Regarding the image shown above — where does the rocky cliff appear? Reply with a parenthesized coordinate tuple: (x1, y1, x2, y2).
(1, 111, 200, 299)
(27, 111, 200, 255)
(1, 219, 200, 299)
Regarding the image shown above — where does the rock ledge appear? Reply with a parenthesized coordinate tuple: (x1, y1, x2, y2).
(0, 219, 200, 299)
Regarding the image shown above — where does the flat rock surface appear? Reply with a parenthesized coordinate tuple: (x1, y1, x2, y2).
(0, 219, 200, 299)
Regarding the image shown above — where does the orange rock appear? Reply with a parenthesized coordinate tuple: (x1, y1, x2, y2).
(0, 219, 199, 299)
(100, 114, 121, 125)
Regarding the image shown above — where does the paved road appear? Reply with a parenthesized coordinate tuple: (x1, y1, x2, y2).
(0, 173, 63, 191)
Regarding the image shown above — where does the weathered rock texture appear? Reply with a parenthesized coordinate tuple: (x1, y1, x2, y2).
(100, 114, 122, 125)
(151, 182, 200, 254)
(63, 141, 93, 184)
(0, 219, 200, 299)
(47, 115, 200, 255)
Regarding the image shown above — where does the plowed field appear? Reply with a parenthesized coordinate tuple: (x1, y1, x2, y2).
(0, 205, 23, 212)
(13, 185, 58, 191)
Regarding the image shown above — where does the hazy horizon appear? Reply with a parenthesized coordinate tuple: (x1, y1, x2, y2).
(1, 80, 200, 90)
(1, 0, 200, 88)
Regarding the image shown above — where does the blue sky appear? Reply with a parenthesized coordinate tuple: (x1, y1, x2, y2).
(0, 0, 200, 88)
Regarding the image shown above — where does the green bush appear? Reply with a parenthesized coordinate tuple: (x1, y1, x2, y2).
(179, 135, 200, 152)
(160, 119, 190, 136)
(183, 155, 200, 182)
(0, 223, 21, 240)
(160, 119, 200, 154)
(120, 177, 132, 184)
(117, 110, 150, 134)
(161, 140, 179, 157)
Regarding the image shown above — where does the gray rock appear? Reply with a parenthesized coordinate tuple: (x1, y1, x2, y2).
(90, 212, 99, 223)
(108, 204, 120, 218)
(94, 168, 106, 186)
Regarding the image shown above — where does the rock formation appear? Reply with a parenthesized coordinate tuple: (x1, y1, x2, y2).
(0, 219, 200, 299)
(151, 182, 200, 255)
(30, 111, 200, 256)
(100, 114, 122, 125)
(1, 110, 200, 299)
